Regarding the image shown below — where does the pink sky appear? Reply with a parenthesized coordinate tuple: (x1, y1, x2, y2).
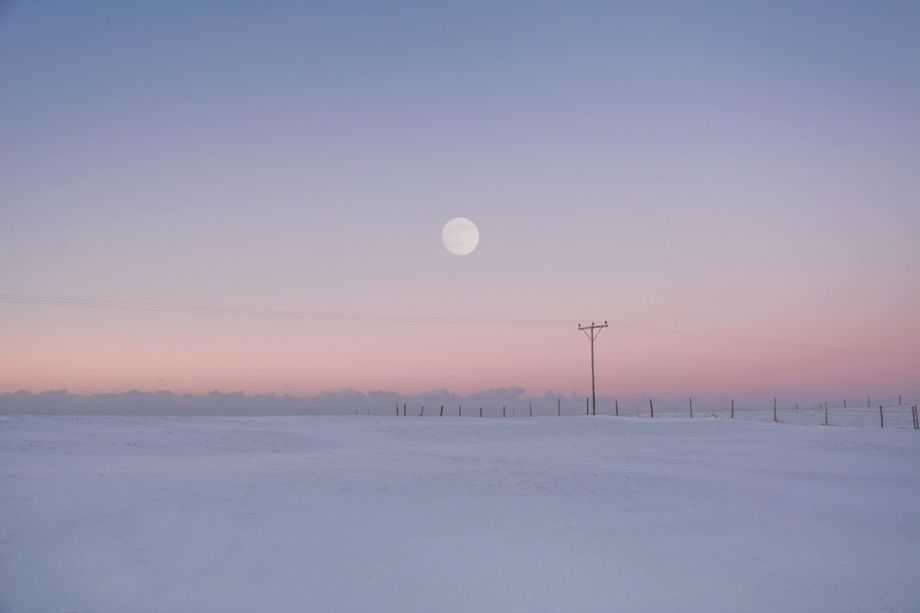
(1, 3, 918, 403)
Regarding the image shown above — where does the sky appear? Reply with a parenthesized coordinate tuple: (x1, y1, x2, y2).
(1, 1, 918, 404)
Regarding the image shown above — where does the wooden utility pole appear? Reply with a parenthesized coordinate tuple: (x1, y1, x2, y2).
(578, 321, 608, 416)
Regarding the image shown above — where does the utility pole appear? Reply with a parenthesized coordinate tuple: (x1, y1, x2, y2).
(578, 321, 608, 416)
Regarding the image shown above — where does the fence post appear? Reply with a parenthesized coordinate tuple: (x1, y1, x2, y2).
(403, 403, 406, 416)
(586, 398, 589, 415)
(503, 406, 506, 418)
(913, 406, 918, 430)
(558, 398, 561, 416)
(689, 398, 693, 418)
(650, 399, 654, 418)
(824, 402, 828, 426)
(396, 403, 399, 416)
(440, 405, 444, 417)
(615, 398, 618, 416)
(879, 406, 884, 428)
(529, 402, 533, 417)
(773, 398, 777, 423)
(459, 405, 462, 417)
(420, 406, 424, 417)
(480, 407, 482, 418)
(731, 399, 734, 419)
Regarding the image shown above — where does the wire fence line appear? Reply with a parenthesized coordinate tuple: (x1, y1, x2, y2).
(3, 391, 916, 428)
(380, 399, 920, 430)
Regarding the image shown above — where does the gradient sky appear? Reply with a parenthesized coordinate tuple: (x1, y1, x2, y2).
(1, 1, 918, 403)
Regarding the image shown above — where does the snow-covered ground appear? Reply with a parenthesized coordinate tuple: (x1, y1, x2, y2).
(2, 415, 918, 613)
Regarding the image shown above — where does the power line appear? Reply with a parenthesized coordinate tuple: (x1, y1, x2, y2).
(0, 293, 577, 326)
(0, 292, 917, 357)
(603, 320, 920, 356)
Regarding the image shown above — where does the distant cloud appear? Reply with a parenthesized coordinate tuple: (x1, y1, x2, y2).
(468, 387, 525, 402)
(0, 386, 595, 416)
(415, 389, 462, 404)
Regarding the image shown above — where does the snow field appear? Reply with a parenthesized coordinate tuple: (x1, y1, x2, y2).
(1, 415, 918, 613)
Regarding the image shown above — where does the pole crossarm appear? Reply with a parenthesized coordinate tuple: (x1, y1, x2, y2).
(577, 321, 608, 416)
(578, 322, 607, 341)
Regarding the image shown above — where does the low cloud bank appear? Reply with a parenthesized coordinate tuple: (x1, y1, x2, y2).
(0, 388, 593, 416)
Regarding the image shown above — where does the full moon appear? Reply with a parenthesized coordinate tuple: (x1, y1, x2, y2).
(441, 217, 480, 256)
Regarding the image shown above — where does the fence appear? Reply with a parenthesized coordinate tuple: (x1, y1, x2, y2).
(382, 400, 920, 430)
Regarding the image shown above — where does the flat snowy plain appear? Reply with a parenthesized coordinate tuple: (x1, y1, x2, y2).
(2, 415, 918, 613)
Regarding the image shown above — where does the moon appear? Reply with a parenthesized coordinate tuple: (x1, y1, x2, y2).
(441, 217, 480, 256)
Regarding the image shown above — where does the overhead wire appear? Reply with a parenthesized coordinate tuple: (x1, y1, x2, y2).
(0, 293, 578, 326)
(0, 292, 917, 357)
